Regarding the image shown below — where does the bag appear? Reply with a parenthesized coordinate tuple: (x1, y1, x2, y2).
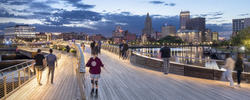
(220, 71, 227, 81)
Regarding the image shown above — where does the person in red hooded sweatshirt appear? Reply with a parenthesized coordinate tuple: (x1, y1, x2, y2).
(86, 51, 105, 97)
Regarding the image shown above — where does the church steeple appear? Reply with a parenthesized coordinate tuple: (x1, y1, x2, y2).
(142, 13, 153, 35)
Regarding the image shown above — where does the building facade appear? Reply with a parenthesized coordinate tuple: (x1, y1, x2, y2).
(212, 32, 219, 41)
(89, 34, 106, 41)
(62, 32, 87, 41)
(186, 17, 206, 32)
(180, 11, 190, 30)
(161, 25, 176, 38)
(112, 26, 136, 43)
(204, 29, 212, 42)
(177, 30, 202, 44)
(4, 25, 36, 40)
(142, 13, 153, 35)
(232, 18, 250, 36)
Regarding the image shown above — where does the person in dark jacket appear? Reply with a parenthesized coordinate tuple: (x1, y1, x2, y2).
(34, 49, 46, 85)
(97, 41, 102, 54)
(90, 41, 96, 55)
(66, 45, 70, 53)
(160, 44, 171, 74)
(122, 41, 129, 60)
(86, 52, 105, 97)
(119, 43, 124, 59)
(235, 53, 244, 87)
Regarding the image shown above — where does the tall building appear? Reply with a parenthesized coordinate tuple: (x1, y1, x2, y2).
(161, 24, 176, 37)
(4, 25, 36, 40)
(186, 17, 206, 32)
(180, 11, 190, 30)
(232, 18, 250, 36)
(186, 17, 206, 42)
(142, 13, 153, 35)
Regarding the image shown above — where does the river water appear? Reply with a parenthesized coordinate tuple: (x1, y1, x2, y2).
(132, 46, 225, 70)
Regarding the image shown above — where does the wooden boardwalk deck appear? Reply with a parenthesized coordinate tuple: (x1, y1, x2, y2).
(6, 53, 81, 100)
(6, 46, 250, 100)
(83, 47, 250, 100)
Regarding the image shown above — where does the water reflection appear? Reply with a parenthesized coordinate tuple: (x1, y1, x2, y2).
(133, 47, 224, 70)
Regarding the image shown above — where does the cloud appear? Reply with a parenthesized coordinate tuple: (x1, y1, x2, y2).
(239, 13, 250, 16)
(63, 20, 98, 30)
(0, 17, 43, 24)
(149, 1, 165, 4)
(63, 0, 95, 9)
(208, 17, 222, 20)
(149, 1, 176, 7)
(165, 3, 176, 7)
(0, 0, 230, 36)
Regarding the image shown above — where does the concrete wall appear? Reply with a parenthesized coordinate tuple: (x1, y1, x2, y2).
(131, 52, 250, 83)
(102, 44, 250, 83)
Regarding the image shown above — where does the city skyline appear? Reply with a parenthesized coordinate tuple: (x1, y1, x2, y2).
(0, 0, 249, 38)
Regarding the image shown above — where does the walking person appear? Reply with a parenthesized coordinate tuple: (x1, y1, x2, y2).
(235, 53, 244, 87)
(34, 49, 46, 85)
(66, 45, 70, 53)
(46, 49, 57, 84)
(122, 40, 128, 60)
(160, 44, 171, 74)
(81, 42, 85, 52)
(97, 41, 102, 54)
(222, 54, 235, 88)
(86, 52, 105, 97)
(90, 41, 96, 55)
(119, 42, 124, 59)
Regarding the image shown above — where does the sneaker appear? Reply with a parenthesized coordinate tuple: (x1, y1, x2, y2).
(237, 84, 241, 88)
(229, 86, 235, 89)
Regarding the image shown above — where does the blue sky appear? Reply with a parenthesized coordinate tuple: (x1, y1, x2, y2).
(0, 0, 249, 37)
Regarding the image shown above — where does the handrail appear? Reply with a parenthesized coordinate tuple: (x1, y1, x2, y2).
(0, 60, 35, 100)
(0, 60, 34, 76)
(74, 43, 86, 100)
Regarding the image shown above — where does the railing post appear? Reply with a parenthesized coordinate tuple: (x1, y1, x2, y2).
(23, 69, 26, 82)
(28, 67, 31, 79)
(12, 72, 14, 90)
(18, 71, 21, 86)
(3, 76, 7, 100)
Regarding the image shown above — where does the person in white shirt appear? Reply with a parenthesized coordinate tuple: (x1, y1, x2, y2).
(223, 54, 235, 87)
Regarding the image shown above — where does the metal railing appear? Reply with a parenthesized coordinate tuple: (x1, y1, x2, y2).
(0, 60, 35, 100)
(74, 43, 86, 100)
(101, 44, 132, 60)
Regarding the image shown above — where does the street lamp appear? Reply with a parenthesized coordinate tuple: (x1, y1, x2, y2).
(240, 46, 245, 51)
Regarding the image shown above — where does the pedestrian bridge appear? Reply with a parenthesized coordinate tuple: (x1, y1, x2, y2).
(1, 44, 250, 100)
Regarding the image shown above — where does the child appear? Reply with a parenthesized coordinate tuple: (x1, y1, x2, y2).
(86, 52, 104, 97)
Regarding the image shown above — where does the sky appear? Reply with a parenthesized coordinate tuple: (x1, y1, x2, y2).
(0, 0, 249, 38)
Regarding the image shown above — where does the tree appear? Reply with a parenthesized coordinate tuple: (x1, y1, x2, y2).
(158, 35, 184, 43)
(231, 27, 250, 50)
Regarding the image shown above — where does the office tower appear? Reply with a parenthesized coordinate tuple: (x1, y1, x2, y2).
(180, 11, 190, 30)
(186, 17, 206, 32)
(232, 18, 250, 36)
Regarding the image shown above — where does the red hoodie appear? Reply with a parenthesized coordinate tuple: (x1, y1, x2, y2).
(86, 57, 104, 74)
